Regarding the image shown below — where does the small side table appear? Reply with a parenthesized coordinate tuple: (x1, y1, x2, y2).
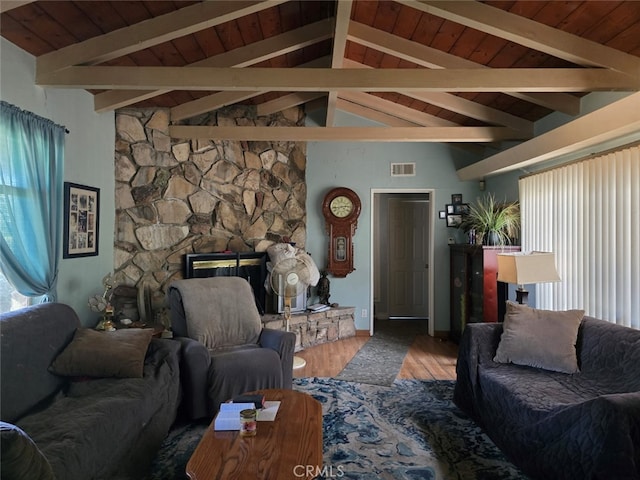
(114, 322, 165, 338)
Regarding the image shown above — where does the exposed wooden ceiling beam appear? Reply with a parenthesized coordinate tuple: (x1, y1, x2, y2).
(172, 91, 264, 122)
(257, 92, 326, 116)
(298, 87, 496, 150)
(168, 125, 529, 142)
(36, 1, 286, 75)
(170, 56, 331, 121)
(399, 0, 640, 76)
(336, 99, 421, 127)
(457, 93, 640, 180)
(338, 91, 458, 127)
(93, 18, 334, 112)
(326, 0, 352, 127)
(342, 59, 533, 132)
(0, 0, 34, 14)
(37, 67, 637, 91)
(409, 92, 533, 133)
(94, 89, 170, 113)
(347, 21, 580, 116)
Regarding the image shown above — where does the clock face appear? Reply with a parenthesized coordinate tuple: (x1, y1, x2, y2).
(329, 196, 354, 218)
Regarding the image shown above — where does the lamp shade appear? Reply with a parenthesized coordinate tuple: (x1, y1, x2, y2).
(497, 252, 561, 285)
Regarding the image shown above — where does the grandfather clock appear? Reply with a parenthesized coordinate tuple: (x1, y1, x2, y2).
(322, 187, 361, 277)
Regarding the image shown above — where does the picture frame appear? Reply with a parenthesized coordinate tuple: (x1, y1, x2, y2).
(447, 214, 463, 227)
(451, 193, 463, 205)
(454, 203, 470, 214)
(446, 204, 455, 214)
(63, 182, 100, 258)
(439, 210, 446, 219)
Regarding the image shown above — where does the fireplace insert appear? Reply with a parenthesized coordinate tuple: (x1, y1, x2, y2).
(184, 252, 267, 314)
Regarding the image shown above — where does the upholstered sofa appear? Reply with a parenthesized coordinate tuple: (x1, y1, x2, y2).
(454, 301, 640, 480)
(0, 303, 181, 480)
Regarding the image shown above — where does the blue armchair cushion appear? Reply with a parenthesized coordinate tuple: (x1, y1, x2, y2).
(169, 277, 262, 349)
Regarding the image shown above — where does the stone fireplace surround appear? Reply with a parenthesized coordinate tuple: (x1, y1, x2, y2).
(263, 307, 356, 352)
(112, 105, 356, 348)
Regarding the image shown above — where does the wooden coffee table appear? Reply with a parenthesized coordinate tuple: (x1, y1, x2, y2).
(186, 389, 323, 480)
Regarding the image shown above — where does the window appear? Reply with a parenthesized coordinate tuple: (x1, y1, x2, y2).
(0, 270, 29, 313)
(519, 144, 639, 329)
(0, 120, 32, 313)
(0, 101, 65, 307)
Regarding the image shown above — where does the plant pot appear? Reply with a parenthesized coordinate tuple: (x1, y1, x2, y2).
(484, 231, 501, 246)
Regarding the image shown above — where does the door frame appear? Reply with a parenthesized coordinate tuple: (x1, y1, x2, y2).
(369, 188, 435, 337)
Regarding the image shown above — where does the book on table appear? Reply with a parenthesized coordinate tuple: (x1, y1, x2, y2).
(307, 303, 330, 312)
(214, 401, 282, 430)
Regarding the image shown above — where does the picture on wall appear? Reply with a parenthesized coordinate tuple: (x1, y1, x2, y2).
(454, 203, 470, 214)
(447, 214, 463, 227)
(63, 182, 99, 258)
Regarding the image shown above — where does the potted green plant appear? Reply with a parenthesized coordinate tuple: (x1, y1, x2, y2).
(462, 193, 520, 246)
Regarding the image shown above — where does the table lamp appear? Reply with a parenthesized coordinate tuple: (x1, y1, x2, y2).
(497, 252, 561, 305)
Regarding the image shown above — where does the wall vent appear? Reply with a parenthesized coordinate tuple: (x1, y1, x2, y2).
(391, 162, 416, 177)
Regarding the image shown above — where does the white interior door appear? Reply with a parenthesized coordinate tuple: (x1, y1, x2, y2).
(388, 197, 430, 318)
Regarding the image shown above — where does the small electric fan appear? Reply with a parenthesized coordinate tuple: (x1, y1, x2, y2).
(270, 257, 310, 369)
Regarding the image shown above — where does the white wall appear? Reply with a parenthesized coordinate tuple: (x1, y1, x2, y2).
(1, 38, 115, 325)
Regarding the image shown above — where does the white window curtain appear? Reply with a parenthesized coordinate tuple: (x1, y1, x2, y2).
(519, 144, 639, 329)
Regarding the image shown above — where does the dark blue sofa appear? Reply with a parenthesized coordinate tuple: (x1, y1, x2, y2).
(454, 316, 640, 480)
(0, 303, 181, 480)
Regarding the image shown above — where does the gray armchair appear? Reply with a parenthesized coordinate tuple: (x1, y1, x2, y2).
(167, 277, 295, 420)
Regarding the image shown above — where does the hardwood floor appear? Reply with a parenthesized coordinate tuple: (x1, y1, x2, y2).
(293, 326, 458, 381)
(397, 334, 458, 380)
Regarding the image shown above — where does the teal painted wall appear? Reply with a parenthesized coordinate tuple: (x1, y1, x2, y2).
(305, 110, 482, 332)
(1, 38, 115, 325)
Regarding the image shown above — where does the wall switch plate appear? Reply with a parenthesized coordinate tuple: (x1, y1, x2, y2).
(361, 309, 367, 318)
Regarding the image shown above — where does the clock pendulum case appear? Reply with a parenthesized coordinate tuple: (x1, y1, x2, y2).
(322, 187, 362, 277)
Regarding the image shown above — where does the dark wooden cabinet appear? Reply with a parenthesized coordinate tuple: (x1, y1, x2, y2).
(449, 245, 520, 342)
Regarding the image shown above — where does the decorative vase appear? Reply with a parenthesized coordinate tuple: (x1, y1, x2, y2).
(484, 231, 500, 246)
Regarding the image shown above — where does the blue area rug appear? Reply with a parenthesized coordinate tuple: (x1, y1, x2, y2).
(150, 378, 528, 479)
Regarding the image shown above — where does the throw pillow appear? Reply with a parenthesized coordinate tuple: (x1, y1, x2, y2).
(0, 422, 55, 480)
(494, 301, 584, 374)
(49, 327, 154, 378)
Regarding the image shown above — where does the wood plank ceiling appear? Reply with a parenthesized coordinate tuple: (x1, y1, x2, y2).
(2, 1, 640, 178)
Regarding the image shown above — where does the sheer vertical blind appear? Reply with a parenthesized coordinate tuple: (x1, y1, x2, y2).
(519, 144, 639, 329)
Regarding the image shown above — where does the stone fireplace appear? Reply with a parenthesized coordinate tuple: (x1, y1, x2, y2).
(113, 105, 308, 326)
